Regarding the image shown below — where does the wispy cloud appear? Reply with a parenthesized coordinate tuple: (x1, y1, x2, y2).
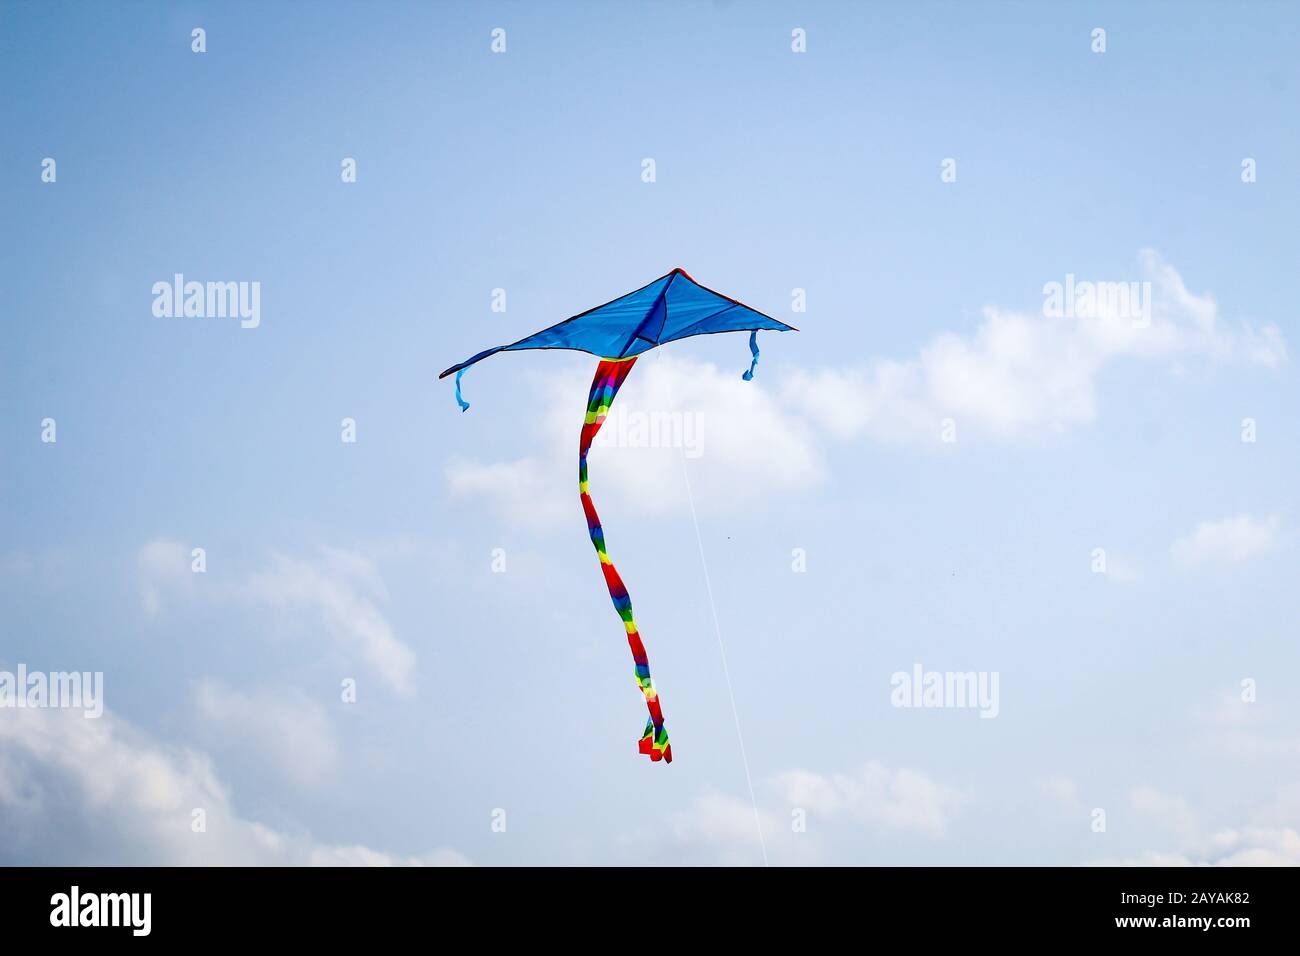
(193, 679, 339, 788)
(1034, 774, 1084, 816)
(137, 538, 196, 617)
(1197, 685, 1300, 761)
(0, 705, 467, 866)
(620, 761, 963, 865)
(773, 761, 966, 839)
(445, 456, 569, 531)
(240, 547, 416, 696)
(447, 254, 1285, 529)
(447, 353, 823, 527)
(1089, 784, 1300, 866)
(137, 540, 416, 696)
(784, 250, 1285, 444)
(1171, 513, 1281, 567)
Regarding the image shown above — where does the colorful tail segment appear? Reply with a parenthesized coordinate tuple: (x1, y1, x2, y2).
(579, 357, 672, 764)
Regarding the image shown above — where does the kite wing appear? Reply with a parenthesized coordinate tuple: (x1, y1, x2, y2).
(437, 268, 797, 379)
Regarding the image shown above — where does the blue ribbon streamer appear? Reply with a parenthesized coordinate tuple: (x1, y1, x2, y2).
(741, 330, 760, 381)
(455, 368, 470, 412)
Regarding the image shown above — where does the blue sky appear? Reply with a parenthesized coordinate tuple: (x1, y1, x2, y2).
(2, 0, 1299, 865)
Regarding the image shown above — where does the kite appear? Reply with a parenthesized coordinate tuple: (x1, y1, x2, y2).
(440, 268, 797, 763)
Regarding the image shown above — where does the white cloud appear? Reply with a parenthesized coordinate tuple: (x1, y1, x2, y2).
(446, 253, 1285, 526)
(1171, 513, 1281, 567)
(1195, 828, 1300, 866)
(784, 250, 1285, 444)
(1129, 784, 1202, 845)
(445, 456, 568, 531)
(1102, 553, 1143, 585)
(618, 761, 963, 866)
(137, 538, 195, 616)
(1035, 774, 1083, 814)
(307, 845, 471, 867)
(609, 788, 772, 867)
(137, 540, 416, 696)
(1197, 685, 1300, 760)
(773, 761, 966, 838)
(623, 786, 822, 866)
(1094, 828, 1300, 866)
(239, 548, 415, 696)
(448, 354, 823, 526)
(1088, 784, 1300, 866)
(193, 679, 338, 788)
(598, 355, 823, 512)
(662, 789, 788, 866)
(0, 705, 466, 866)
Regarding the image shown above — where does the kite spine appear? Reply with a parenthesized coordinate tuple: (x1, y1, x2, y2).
(579, 357, 672, 763)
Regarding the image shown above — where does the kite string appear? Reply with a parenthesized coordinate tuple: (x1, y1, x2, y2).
(579, 357, 672, 763)
(679, 449, 770, 866)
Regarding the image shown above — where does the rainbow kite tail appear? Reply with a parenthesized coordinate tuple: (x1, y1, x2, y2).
(579, 356, 672, 764)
